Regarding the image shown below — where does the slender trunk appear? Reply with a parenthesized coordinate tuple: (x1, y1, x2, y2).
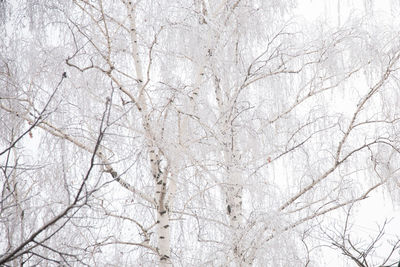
(221, 123, 246, 266)
(150, 147, 171, 265)
(224, 162, 245, 266)
(125, 2, 171, 264)
(215, 72, 247, 265)
(156, 180, 171, 265)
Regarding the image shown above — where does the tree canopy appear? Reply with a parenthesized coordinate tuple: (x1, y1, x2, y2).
(1, 0, 400, 266)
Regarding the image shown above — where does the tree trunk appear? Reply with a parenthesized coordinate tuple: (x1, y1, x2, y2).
(125, 2, 172, 264)
(221, 122, 246, 265)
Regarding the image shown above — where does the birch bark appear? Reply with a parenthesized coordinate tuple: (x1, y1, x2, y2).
(125, 1, 172, 264)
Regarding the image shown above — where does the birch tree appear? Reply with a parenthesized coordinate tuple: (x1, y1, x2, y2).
(1, 0, 400, 266)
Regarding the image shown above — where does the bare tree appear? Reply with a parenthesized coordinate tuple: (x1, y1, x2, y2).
(322, 206, 400, 267)
(0, 71, 113, 265)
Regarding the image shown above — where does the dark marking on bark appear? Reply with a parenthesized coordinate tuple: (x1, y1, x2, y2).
(159, 210, 167, 215)
(227, 205, 231, 214)
(163, 224, 169, 228)
(160, 255, 169, 260)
